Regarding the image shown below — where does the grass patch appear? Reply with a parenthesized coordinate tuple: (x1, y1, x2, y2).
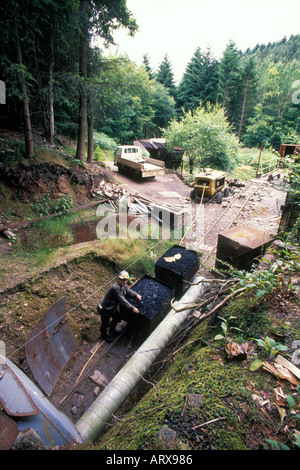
(94, 237, 174, 279)
(9, 215, 176, 274)
(181, 146, 279, 180)
(14, 213, 76, 265)
(229, 147, 279, 180)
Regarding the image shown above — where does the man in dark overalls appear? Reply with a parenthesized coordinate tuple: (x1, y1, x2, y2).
(97, 271, 142, 342)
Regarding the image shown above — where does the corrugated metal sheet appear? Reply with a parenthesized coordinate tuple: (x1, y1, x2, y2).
(140, 140, 155, 149)
(152, 141, 166, 150)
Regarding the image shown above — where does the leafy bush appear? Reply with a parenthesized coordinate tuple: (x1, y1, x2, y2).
(32, 192, 74, 216)
(54, 193, 74, 213)
(31, 192, 52, 216)
(255, 335, 288, 359)
(163, 104, 239, 172)
(93, 132, 117, 151)
(93, 146, 113, 163)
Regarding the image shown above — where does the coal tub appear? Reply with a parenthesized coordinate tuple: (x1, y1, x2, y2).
(215, 224, 273, 271)
(155, 245, 199, 298)
(129, 275, 175, 333)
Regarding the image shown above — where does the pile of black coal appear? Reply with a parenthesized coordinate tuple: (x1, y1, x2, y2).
(155, 245, 199, 298)
(130, 275, 175, 332)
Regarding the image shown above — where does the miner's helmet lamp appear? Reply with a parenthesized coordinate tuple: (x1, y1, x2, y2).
(118, 270, 129, 280)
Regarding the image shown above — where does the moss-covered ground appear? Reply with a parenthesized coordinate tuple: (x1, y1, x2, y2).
(81, 278, 300, 451)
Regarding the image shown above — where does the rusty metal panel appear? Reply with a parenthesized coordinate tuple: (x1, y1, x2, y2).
(0, 361, 40, 416)
(0, 355, 83, 448)
(25, 297, 78, 396)
(0, 415, 18, 450)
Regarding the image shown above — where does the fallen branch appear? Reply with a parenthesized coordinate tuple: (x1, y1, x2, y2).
(75, 340, 104, 384)
(197, 287, 247, 322)
(169, 286, 247, 352)
(171, 279, 241, 316)
(192, 416, 227, 430)
(138, 371, 158, 391)
(171, 336, 222, 357)
(187, 277, 239, 286)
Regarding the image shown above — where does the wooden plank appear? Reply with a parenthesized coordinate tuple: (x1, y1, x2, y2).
(275, 355, 300, 380)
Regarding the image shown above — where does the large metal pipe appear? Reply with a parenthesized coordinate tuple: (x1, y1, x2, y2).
(75, 276, 206, 442)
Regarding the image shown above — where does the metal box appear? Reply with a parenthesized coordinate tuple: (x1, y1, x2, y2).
(130, 275, 175, 333)
(155, 244, 199, 298)
(215, 224, 273, 271)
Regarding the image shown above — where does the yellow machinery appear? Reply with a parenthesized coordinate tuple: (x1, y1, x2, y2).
(190, 168, 229, 203)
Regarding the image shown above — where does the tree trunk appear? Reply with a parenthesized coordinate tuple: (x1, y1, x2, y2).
(238, 76, 249, 139)
(87, 57, 93, 163)
(48, 30, 55, 145)
(76, 2, 89, 161)
(76, 90, 87, 161)
(14, 20, 34, 158)
(87, 99, 94, 162)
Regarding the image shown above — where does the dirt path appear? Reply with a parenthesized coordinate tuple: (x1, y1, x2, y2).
(109, 163, 191, 203)
(109, 163, 287, 265)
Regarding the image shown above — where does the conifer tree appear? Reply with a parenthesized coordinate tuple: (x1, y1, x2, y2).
(156, 55, 177, 99)
(217, 40, 243, 130)
(238, 57, 258, 138)
(142, 54, 155, 79)
(177, 47, 219, 113)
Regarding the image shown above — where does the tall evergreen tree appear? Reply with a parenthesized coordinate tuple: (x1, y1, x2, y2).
(202, 48, 220, 105)
(151, 82, 175, 135)
(238, 57, 258, 138)
(217, 40, 243, 130)
(142, 54, 155, 79)
(156, 55, 177, 99)
(1, 0, 81, 155)
(0, 0, 45, 158)
(177, 47, 219, 113)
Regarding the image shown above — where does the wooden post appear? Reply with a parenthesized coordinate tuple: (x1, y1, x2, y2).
(256, 142, 263, 177)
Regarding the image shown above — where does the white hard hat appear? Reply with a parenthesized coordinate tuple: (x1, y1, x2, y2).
(118, 270, 129, 280)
